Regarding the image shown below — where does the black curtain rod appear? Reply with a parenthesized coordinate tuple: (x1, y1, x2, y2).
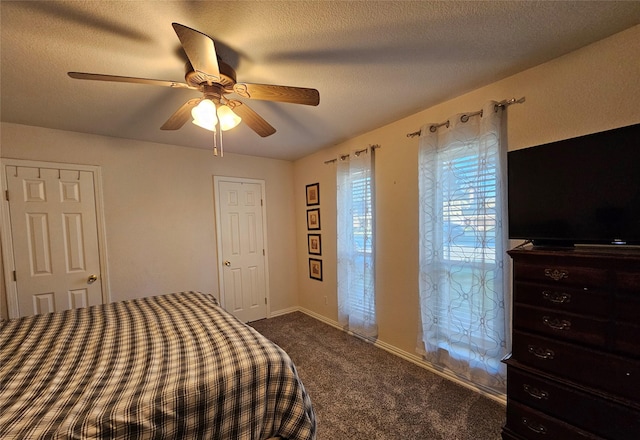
(406, 97, 525, 138)
(324, 144, 381, 164)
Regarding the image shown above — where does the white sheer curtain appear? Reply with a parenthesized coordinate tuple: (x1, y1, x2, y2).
(417, 101, 509, 393)
(337, 148, 377, 340)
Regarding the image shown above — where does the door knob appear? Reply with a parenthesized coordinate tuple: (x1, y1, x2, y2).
(87, 274, 98, 284)
(224, 260, 231, 267)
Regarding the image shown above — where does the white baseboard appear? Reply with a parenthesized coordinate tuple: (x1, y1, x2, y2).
(298, 307, 343, 329)
(270, 306, 506, 405)
(372, 338, 506, 405)
(269, 306, 298, 318)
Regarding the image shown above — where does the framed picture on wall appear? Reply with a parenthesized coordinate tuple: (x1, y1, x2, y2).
(309, 258, 323, 281)
(306, 183, 320, 206)
(308, 234, 322, 255)
(307, 208, 321, 230)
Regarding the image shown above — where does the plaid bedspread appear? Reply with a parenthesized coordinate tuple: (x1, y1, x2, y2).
(0, 291, 316, 439)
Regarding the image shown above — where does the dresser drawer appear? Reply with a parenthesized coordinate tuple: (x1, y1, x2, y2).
(507, 366, 640, 438)
(618, 271, 640, 292)
(514, 263, 607, 288)
(616, 291, 640, 323)
(512, 330, 640, 402)
(501, 429, 526, 440)
(513, 304, 607, 347)
(514, 282, 610, 317)
(615, 322, 640, 358)
(505, 400, 603, 439)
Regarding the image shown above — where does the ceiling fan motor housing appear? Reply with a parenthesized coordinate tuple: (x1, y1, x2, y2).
(185, 60, 236, 93)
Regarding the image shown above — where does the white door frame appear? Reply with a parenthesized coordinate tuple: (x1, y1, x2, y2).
(1, 158, 111, 318)
(213, 176, 271, 318)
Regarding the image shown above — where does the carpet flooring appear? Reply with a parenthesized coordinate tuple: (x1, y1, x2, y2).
(250, 312, 506, 440)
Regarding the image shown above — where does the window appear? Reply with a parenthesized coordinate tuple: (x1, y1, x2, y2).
(432, 148, 500, 358)
(417, 102, 508, 393)
(337, 148, 376, 339)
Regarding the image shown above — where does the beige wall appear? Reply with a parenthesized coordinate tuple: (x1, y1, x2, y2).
(0, 125, 299, 319)
(2, 24, 639, 352)
(293, 26, 640, 355)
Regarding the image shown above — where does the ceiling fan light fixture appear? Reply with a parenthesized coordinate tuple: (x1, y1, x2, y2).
(191, 99, 218, 131)
(191, 118, 217, 132)
(217, 105, 242, 131)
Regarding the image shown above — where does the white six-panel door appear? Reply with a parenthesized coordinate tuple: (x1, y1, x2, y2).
(2, 160, 108, 318)
(215, 177, 268, 323)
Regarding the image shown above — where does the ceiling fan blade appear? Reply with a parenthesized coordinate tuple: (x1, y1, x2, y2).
(233, 83, 320, 106)
(161, 98, 201, 130)
(227, 100, 276, 137)
(172, 23, 220, 83)
(68, 72, 193, 89)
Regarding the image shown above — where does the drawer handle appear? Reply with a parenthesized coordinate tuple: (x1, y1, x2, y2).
(542, 316, 571, 331)
(544, 268, 568, 281)
(522, 417, 547, 435)
(528, 345, 555, 360)
(541, 290, 571, 304)
(523, 384, 549, 400)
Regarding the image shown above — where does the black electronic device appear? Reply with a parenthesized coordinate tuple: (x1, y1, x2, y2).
(507, 123, 640, 247)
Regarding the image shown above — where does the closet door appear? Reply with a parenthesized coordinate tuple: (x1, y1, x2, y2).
(215, 177, 268, 323)
(3, 161, 107, 317)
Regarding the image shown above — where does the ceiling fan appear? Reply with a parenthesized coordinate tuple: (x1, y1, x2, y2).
(68, 23, 320, 138)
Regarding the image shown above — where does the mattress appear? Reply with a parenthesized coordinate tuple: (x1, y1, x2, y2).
(0, 291, 316, 439)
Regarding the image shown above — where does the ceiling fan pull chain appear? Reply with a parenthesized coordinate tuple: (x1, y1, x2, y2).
(213, 127, 218, 156)
(220, 128, 224, 158)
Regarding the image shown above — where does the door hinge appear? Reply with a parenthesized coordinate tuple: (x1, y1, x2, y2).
(12, 270, 16, 281)
(5, 190, 8, 201)
(262, 249, 265, 256)
(264, 297, 267, 305)
(261, 199, 263, 206)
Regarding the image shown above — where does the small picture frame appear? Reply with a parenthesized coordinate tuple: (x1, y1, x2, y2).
(308, 234, 322, 255)
(306, 183, 320, 206)
(307, 208, 321, 230)
(309, 258, 323, 281)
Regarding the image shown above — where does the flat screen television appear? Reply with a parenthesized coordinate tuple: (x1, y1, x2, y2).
(507, 123, 640, 247)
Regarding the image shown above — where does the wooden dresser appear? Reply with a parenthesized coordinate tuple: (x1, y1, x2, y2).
(502, 246, 640, 439)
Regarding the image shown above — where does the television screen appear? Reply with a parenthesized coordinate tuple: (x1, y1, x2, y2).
(508, 123, 640, 246)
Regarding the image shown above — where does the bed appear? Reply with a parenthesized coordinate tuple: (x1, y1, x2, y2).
(0, 291, 316, 439)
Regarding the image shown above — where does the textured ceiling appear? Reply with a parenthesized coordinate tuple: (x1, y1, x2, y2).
(2, 1, 639, 160)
